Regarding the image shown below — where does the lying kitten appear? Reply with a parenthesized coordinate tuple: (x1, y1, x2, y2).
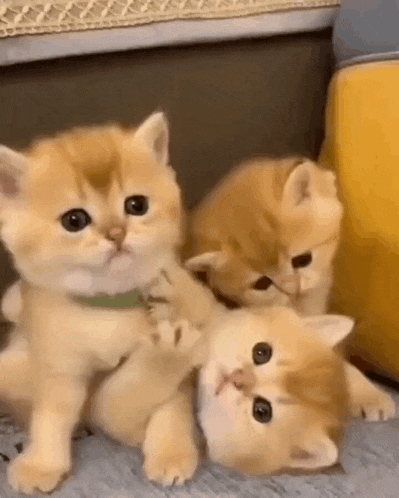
(143, 266, 397, 474)
(1, 269, 395, 480)
(185, 156, 342, 315)
(198, 308, 392, 474)
(0, 112, 191, 494)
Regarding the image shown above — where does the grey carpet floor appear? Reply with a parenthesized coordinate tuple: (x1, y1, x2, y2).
(0, 390, 398, 498)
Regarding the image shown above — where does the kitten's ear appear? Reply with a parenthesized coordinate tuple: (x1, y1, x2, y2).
(303, 315, 355, 348)
(288, 432, 339, 470)
(134, 112, 169, 167)
(283, 161, 314, 207)
(0, 146, 27, 200)
(185, 251, 228, 273)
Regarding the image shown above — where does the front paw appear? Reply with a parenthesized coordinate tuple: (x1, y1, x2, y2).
(155, 319, 201, 355)
(350, 387, 396, 422)
(144, 441, 199, 486)
(8, 451, 69, 494)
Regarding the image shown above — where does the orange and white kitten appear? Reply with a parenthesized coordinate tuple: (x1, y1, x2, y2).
(185, 157, 342, 315)
(198, 307, 396, 475)
(0, 112, 193, 494)
(140, 265, 396, 473)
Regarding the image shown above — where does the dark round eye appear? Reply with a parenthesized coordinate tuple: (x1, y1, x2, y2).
(252, 342, 273, 365)
(124, 195, 149, 216)
(252, 276, 273, 290)
(291, 252, 312, 269)
(253, 397, 272, 424)
(61, 209, 91, 232)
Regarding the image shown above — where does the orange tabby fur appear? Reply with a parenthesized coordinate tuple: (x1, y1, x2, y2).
(0, 113, 201, 494)
(185, 157, 342, 315)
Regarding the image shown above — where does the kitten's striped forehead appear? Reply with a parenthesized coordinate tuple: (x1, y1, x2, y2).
(46, 126, 124, 194)
(23, 124, 181, 227)
(59, 129, 121, 191)
(254, 309, 348, 418)
(283, 353, 347, 419)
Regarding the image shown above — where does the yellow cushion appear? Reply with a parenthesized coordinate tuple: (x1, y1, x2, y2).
(320, 61, 399, 379)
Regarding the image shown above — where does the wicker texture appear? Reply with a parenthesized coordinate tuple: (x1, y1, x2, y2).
(0, 0, 339, 38)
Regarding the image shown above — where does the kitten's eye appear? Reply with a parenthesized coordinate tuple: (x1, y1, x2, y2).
(125, 195, 149, 216)
(253, 397, 272, 424)
(61, 209, 91, 232)
(252, 276, 273, 290)
(252, 342, 273, 365)
(291, 252, 312, 269)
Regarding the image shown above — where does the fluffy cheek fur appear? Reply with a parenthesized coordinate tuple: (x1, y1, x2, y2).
(2, 208, 181, 296)
(199, 391, 245, 464)
(198, 378, 336, 476)
(2, 217, 111, 295)
(296, 245, 337, 293)
(198, 385, 286, 475)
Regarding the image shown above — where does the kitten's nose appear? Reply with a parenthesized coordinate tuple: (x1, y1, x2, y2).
(230, 368, 256, 391)
(106, 226, 126, 250)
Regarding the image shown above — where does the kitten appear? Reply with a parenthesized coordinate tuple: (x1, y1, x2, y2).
(1, 266, 396, 481)
(0, 112, 194, 494)
(136, 266, 396, 475)
(197, 307, 395, 475)
(184, 156, 343, 315)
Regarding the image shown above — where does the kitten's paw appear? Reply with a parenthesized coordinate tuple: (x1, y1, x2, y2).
(8, 452, 69, 494)
(145, 271, 174, 321)
(155, 319, 201, 355)
(144, 442, 199, 486)
(350, 387, 396, 422)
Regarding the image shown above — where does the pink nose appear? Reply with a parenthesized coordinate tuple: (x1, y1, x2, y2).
(216, 368, 256, 395)
(230, 369, 256, 390)
(106, 226, 126, 249)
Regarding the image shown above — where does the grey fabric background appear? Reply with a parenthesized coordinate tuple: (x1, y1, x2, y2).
(334, 0, 399, 67)
(1, 391, 399, 498)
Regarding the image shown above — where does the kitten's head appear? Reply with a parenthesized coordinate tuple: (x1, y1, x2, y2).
(186, 157, 342, 309)
(0, 113, 183, 296)
(199, 307, 353, 475)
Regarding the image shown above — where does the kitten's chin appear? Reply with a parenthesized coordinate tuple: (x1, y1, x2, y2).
(19, 250, 176, 297)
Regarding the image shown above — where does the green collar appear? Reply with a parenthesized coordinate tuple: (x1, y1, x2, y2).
(72, 290, 146, 310)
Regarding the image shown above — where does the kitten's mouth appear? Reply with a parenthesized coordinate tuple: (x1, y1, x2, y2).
(106, 248, 132, 264)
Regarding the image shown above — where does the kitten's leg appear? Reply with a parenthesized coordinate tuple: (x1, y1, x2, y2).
(345, 363, 396, 421)
(145, 264, 216, 327)
(0, 333, 30, 395)
(7, 364, 89, 494)
(143, 377, 199, 486)
(91, 319, 200, 441)
(0, 334, 33, 427)
(1, 280, 22, 323)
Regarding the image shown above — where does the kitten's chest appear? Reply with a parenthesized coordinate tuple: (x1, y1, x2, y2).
(70, 307, 149, 368)
(25, 289, 151, 371)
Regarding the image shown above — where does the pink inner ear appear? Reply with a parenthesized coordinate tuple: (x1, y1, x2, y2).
(154, 133, 166, 156)
(0, 170, 19, 197)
